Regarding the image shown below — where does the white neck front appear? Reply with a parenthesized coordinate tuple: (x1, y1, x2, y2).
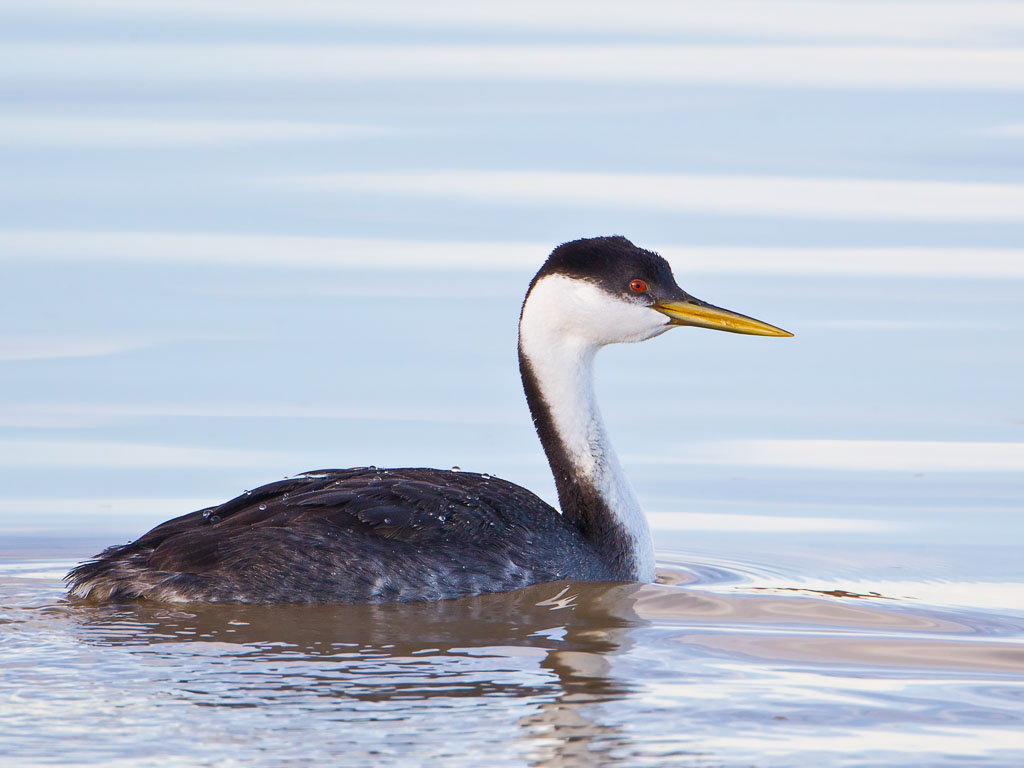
(519, 276, 659, 581)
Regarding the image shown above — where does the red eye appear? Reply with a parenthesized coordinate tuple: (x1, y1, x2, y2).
(630, 279, 648, 293)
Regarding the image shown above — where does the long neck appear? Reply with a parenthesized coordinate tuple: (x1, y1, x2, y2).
(517, 324, 655, 582)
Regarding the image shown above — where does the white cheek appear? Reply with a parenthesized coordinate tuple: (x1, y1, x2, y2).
(585, 297, 670, 344)
(521, 276, 669, 347)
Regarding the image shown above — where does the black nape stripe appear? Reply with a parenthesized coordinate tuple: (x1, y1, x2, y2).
(516, 348, 638, 581)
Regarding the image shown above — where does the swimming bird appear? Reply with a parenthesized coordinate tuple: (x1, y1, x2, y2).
(66, 236, 791, 604)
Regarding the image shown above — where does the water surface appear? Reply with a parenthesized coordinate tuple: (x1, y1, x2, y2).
(1, 2, 1023, 765)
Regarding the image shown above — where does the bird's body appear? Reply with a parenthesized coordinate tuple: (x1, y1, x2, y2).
(67, 468, 614, 603)
(67, 236, 790, 604)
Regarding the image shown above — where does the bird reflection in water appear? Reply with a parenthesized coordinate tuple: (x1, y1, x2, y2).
(60, 566, 1024, 764)
(71, 580, 649, 764)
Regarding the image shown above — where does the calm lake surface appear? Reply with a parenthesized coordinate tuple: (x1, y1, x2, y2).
(2, 2, 1023, 765)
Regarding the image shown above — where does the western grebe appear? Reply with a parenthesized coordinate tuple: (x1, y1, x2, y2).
(67, 236, 791, 604)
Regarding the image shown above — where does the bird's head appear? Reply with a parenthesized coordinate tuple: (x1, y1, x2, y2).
(520, 236, 792, 348)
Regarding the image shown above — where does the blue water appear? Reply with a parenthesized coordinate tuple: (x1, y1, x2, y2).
(1, 2, 1023, 765)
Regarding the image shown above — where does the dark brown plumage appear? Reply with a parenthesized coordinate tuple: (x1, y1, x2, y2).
(66, 468, 614, 603)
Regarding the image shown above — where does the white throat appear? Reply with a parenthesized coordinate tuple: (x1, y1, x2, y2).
(519, 275, 667, 582)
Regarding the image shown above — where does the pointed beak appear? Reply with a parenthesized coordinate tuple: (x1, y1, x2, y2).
(654, 298, 793, 337)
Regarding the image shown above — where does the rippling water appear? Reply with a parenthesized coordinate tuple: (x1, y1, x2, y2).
(3, 556, 1023, 766)
(2, 1, 1024, 765)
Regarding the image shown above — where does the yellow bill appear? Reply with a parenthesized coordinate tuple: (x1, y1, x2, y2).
(655, 299, 793, 337)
